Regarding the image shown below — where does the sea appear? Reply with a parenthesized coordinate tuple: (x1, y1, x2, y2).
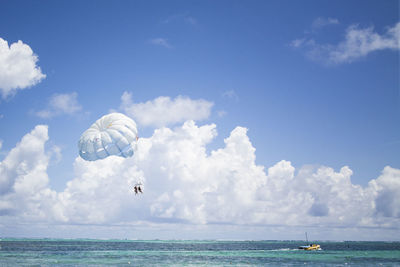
(0, 239, 399, 266)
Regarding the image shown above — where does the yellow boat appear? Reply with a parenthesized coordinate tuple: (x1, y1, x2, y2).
(298, 232, 321, 250)
(298, 244, 321, 250)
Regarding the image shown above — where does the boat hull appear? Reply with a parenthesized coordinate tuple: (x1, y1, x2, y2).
(298, 244, 321, 250)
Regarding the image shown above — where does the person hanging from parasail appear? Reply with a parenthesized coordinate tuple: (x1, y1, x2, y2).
(133, 182, 143, 195)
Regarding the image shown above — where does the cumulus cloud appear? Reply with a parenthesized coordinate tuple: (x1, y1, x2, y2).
(291, 22, 400, 64)
(0, 38, 46, 98)
(369, 166, 400, 219)
(35, 92, 82, 118)
(149, 38, 172, 48)
(120, 92, 213, 127)
(1, 121, 399, 237)
(0, 125, 57, 220)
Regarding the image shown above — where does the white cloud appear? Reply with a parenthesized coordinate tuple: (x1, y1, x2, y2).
(369, 166, 400, 219)
(1, 121, 399, 239)
(0, 125, 57, 221)
(120, 92, 214, 127)
(292, 22, 400, 64)
(222, 90, 239, 101)
(290, 38, 307, 48)
(327, 22, 400, 63)
(149, 38, 172, 48)
(311, 17, 339, 30)
(36, 92, 82, 118)
(217, 110, 227, 117)
(162, 13, 198, 26)
(185, 16, 198, 25)
(0, 38, 46, 98)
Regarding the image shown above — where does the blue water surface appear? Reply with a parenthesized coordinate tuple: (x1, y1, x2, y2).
(1, 239, 399, 266)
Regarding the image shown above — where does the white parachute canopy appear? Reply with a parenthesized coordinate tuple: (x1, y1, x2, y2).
(78, 113, 138, 161)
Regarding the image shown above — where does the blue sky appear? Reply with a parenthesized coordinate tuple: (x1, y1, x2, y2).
(0, 0, 399, 240)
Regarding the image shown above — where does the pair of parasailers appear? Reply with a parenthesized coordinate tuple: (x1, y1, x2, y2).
(133, 185, 143, 195)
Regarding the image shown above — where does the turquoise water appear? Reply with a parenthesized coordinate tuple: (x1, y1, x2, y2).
(0, 239, 399, 266)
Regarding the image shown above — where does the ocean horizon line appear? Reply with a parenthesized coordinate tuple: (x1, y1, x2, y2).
(2, 237, 399, 243)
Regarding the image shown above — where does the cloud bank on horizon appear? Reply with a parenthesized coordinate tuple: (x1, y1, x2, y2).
(0, 14, 399, 239)
(0, 97, 399, 235)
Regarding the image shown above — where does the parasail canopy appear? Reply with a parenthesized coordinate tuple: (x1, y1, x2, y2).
(78, 113, 138, 161)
